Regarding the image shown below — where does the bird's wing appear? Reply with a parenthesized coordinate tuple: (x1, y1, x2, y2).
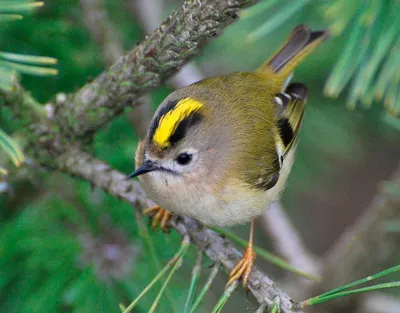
(274, 82, 307, 159)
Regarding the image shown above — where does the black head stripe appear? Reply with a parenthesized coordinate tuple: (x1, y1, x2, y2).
(148, 99, 179, 141)
(168, 112, 203, 146)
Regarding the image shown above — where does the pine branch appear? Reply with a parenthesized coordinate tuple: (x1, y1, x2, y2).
(53, 0, 259, 139)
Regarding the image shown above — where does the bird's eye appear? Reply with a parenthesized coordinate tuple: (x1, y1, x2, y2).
(175, 152, 192, 165)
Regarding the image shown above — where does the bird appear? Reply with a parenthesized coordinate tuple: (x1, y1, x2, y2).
(129, 25, 329, 289)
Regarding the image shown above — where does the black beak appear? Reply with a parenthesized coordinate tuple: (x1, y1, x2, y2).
(128, 160, 158, 179)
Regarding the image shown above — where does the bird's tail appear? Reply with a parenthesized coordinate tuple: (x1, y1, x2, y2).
(258, 25, 329, 88)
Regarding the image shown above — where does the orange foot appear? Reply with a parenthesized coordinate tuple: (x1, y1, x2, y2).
(226, 245, 256, 290)
(143, 205, 172, 232)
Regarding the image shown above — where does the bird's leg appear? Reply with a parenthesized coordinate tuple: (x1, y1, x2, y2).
(226, 219, 256, 290)
(143, 205, 172, 232)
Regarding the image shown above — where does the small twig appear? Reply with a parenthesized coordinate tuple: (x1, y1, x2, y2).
(260, 202, 321, 278)
(80, 0, 124, 65)
(128, 0, 205, 88)
(80, 0, 153, 136)
(55, 0, 258, 138)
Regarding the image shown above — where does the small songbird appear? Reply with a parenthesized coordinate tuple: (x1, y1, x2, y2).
(129, 25, 328, 289)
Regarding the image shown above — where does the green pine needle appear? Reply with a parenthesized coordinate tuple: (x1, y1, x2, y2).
(0, 13, 23, 21)
(187, 262, 220, 313)
(148, 252, 186, 313)
(0, 60, 58, 76)
(247, 0, 311, 42)
(135, 212, 177, 313)
(0, 167, 8, 175)
(0, 1, 43, 12)
(183, 249, 203, 313)
(299, 264, 400, 308)
(269, 297, 280, 313)
(212, 227, 321, 282)
(0, 51, 57, 65)
(122, 239, 190, 313)
(210, 280, 238, 313)
(302, 282, 400, 307)
(241, 0, 281, 19)
(0, 128, 25, 167)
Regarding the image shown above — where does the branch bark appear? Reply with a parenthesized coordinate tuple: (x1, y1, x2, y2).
(128, 0, 205, 88)
(80, 0, 153, 137)
(55, 147, 306, 313)
(54, 0, 258, 139)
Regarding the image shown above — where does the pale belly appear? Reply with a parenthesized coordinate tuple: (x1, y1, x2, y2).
(139, 151, 294, 227)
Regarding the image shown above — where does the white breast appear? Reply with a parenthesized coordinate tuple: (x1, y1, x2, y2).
(139, 150, 295, 227)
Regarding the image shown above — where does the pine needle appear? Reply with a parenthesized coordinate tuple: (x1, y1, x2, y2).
(148, 252, 186, 313)
(183, 249, 203, 313)
(122, 239, 189, 313)
(187, 262, 220, 313)
(210, 280, 238, 313)
(0, 128, 25, 167)
(0, 51, 57, 65)
(299, 264, 400, 308)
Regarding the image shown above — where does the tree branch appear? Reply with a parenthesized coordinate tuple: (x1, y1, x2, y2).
(80, 0, 153, 137)
(309, 162, 400, 312)
(54, 0, 258, 139)
(128, 0, 205, 88)
(80, 0, 124, 65)
(260, 202, 322, 279)
(55, 147, 305, 313)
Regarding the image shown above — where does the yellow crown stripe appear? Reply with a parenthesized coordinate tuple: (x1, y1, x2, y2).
(153, 98, 204, 148)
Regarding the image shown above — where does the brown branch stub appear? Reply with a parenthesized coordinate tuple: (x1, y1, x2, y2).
(55, 148, 305, 313)
(55, 0, 258, 139)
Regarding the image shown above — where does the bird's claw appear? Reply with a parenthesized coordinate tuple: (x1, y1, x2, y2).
(143, 205, 172, 232)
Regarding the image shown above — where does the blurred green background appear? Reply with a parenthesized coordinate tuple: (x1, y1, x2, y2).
(1, 0, 399, 312)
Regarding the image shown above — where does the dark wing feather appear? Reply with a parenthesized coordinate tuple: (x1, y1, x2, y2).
(274, 82, 307, 158)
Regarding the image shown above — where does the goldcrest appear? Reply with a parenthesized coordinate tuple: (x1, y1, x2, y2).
(129, 25, 329, 288)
